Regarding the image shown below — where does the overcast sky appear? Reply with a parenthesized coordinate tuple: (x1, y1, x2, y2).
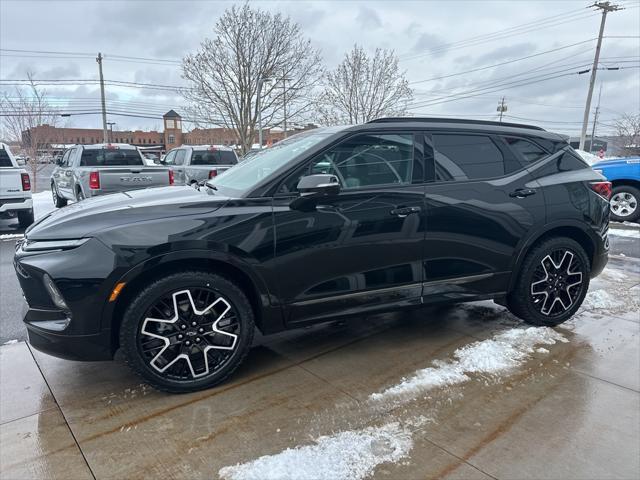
(1, 0, 638, 137)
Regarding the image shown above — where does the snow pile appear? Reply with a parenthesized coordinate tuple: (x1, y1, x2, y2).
(582, 289, 625, 310)
(609, 228, 640, 239)
(369, 327, 567, 403)
(32, 191, 56, 220)
(218, 422, 413, 480)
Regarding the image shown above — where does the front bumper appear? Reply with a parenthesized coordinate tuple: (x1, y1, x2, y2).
(0, 197, 32, 213)
(14, 237, 121, 361)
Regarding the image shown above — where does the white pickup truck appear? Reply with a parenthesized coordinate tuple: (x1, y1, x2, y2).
(0, 143, 33, 228)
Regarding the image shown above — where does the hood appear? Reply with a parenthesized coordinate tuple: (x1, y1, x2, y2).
(27, 186, 230, 240)
(592, 157, 639, 168)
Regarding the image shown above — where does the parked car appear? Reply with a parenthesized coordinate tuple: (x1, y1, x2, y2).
(15, 118, 610, 393)
(50, 143, 174, 207)
(0, 143, 33, 228)
(162, 145, 238, 185)
(592, 156, 640, 223)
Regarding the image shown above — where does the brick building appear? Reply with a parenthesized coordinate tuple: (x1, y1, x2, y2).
(22, 110, 316, 152)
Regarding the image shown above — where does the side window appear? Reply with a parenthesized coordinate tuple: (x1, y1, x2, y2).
(432, 134, 504, 181)
(308, 133, 414, 190)
(174, 150, 186, 166)
(163, 150, 177, 165)
(502, 137, 548, 164)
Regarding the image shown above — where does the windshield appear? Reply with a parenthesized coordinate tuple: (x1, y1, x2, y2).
(80, 148, 143, 166)
(209, 128, 337, 196)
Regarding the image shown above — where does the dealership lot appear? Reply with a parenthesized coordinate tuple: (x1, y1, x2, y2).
(1, 241, 638, 479)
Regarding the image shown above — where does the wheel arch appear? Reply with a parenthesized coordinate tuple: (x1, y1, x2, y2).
(105, 250, 282, 355)
(610, 179, 640, 190)
(508, 222, 598, 292)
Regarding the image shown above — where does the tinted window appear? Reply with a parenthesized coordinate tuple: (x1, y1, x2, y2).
(80, 148, 143, 167)
(191, 150, 238, 166)
(307, 133, 414, 189)
(174, 150, 186, 166)
(503, 137, 548, 163)
(0, 150, 12, 167)
(433, 134, 504, 181)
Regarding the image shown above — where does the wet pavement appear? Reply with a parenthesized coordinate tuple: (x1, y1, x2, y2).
(1, 259, 639, 479)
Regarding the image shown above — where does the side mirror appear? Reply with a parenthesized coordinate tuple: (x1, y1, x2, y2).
(290, 174, 340, 211)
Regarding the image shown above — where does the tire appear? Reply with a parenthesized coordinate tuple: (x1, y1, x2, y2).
(18, 208, 34, 228)
(76, 188, 85, 201)
(52, 184, 67, 208)
(507, 237, 590, 326)
(610, 185, 640, 223)
(119, 271, 255, 393)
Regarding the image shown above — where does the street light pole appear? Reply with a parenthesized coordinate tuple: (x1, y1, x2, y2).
(107, 122, 116, 143)
(257, 77, 272, 150)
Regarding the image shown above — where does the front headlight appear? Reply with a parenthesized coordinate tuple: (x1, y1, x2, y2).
(22, 238, 90, 252)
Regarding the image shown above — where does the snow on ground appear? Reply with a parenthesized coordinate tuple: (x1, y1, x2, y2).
(218, 423, 413, 480)
(33, 190, 56, 220)
(582, 290, 626, 310)
(609, 228, 640, 239)
(369, 327, 567, 403)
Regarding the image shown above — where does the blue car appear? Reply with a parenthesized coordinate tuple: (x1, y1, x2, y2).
(592, 157, 640, 222)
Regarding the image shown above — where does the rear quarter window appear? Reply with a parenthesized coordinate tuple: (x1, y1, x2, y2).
(502, 136, 549, 163)
(80, 149, 143, 166)
(0, 150, 13, 167)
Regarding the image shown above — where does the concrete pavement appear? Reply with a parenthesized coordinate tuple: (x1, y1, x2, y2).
(1, 260, 638, 479)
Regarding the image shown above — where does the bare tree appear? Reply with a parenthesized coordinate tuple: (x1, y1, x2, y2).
(613, 113, 640, 154)
(0, 72, 59, 191)
(182, 3, 323, 153)
(318, 45, 413, 125)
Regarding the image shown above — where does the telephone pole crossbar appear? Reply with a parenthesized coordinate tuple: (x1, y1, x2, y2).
(579, 1, 621, 151)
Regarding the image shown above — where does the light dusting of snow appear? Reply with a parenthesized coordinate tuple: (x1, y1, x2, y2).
(0, 234, 24, 240)
(218, 422, 413, 480)
(369, 327, 566, 403)
(2, 339, 19, 345)
(32, 191, 56, 220)
(608, 228, 640, 239)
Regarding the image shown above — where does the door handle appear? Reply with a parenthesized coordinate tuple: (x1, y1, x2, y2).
(509, 188, 537, 198)
(390, 206, 422, 217)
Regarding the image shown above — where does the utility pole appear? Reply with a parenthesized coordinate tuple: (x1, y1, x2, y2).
(96, 53, 108, 143)
(589, 83, 603, 152)
(107, 121, 116, 143)
(282, 72, 287, 139)
(497, 97, 507, 122)
(579, 1, 621, 150)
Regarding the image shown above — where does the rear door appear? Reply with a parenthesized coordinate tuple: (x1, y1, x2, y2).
(422, 131, 546, 298)
(56, 148, 76, 198)
(272, 130, 427, 325)
(172, 149, 187, 185)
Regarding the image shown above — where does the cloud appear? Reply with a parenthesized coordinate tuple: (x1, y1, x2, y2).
(411, 32, 447, 58)
(356, 7, 382, 29)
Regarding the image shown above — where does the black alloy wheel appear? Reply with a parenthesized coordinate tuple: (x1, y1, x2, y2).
(120, 271, 255, 392)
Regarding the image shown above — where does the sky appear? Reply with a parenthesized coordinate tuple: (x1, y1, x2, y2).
(0, 0, 638, 137)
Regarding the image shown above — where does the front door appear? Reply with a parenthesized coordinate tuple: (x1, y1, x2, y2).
(422, 131, 547, 299)
(272, 131, 426, 325)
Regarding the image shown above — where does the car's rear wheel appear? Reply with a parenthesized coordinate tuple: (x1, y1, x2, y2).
(76, 188, 85, 201)
(119, 271, 255, 393)
(52, 184, 67, 208)
(18, 208, 34, 228)
(507, 237, 590, 326)
(610, 185, 639, 223)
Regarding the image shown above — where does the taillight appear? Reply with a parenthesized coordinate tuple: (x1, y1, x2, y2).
(21, 173, 31, 191)
(590, 181, 612, 200)
(168, 170, 174, 185)
(89, 171, 100, 190)
(209, 170, 218, 179)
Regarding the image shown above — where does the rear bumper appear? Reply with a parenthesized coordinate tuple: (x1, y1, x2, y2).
(0, 197, 32, 213)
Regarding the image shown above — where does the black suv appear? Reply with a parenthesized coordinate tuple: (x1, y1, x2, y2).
(14, 118, 610, 392)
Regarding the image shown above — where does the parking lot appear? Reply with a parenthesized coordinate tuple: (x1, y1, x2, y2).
(1, 203, 638, 479)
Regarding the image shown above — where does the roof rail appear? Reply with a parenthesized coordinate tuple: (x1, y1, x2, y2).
(367, 117, 546, 131)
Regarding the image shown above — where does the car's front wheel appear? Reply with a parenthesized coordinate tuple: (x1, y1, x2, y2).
(610, 185, 639, 223)
(119, 271, 255, 393)
(507, 237, 590, 326)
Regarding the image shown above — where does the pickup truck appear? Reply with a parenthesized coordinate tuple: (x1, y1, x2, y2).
(162, 145, 238, 186)
(51, 143, 174, 207)
(592, 156, 640, 222)
(0, 143, 33, 228)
